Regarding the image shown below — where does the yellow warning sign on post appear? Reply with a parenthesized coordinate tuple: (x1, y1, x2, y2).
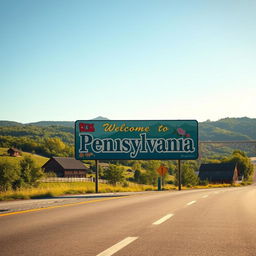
(157, 165, 168, 176)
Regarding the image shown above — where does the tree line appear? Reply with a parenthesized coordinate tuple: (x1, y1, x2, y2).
(0, 150, 253, 192)
(97, 150, 254, 187)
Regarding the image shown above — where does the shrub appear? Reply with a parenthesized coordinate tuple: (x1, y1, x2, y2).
(175, 163, 199, 186)
(103, 164, 125, 185)
(122, 181, 129, 187)
(17, 156, 44, 188)
(199, 179, 209, 186)
(0, 160, 20, 191)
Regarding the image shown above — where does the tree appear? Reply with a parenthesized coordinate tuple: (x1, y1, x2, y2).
(141, 160, 161, 172)
(175, 162, 198, 187)
(140, 160, 159, 185)
(132, 161, 141, 172)
(138, 173, 149, 184)
(0, 160, 20, 191)
(18, 156, 44, 188)
(166, 161, 176, 175)
(103, 164, 125, 185)
(222, 151, 253, 180)
(42, 137, 66, 156)
(134, 170, 141, 182)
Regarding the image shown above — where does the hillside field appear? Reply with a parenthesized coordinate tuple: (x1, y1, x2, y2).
(0, 148, 49, 167)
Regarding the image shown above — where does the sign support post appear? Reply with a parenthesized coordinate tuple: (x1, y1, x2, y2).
(157, 177, 162, 191)
(95, 160, 99, 193)
(178, 160, 181, 191)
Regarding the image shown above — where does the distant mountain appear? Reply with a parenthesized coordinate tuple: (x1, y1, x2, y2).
(27, 121, 74, 127)
(0, 116, 109, 128)
(26, 116, 109, 127)
(0, 121, 23, 127)
(91, 116, 109, 120)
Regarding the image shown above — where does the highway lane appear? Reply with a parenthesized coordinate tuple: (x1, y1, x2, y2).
(0, 186, 255, 256)
(118, 186, 256, 256)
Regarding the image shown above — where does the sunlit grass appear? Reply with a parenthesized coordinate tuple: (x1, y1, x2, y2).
(0, 181, 246, 201)
(0, 182, 158, 201)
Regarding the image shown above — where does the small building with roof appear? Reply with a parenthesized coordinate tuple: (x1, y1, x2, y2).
(7, 147, 21, 157)
(198, 163, 238, 184)
(42, 157, 88, 178)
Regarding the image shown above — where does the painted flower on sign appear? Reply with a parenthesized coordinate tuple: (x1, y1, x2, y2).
(176, 128, 191, 138)
(177, 128, 186, 136)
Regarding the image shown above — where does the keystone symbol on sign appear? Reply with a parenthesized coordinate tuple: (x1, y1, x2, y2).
(157, 165, 168, 176)
(79, 123, 95, 132)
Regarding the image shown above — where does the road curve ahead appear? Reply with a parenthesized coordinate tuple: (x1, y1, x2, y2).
(0, 186, 256, 256)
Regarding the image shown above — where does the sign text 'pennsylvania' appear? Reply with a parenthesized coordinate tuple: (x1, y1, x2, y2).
(75, 120, 198, 160)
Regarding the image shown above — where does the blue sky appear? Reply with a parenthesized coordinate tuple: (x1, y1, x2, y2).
(1, 0, 255, 123)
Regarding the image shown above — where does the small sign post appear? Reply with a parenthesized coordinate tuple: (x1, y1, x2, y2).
(157, 165, 168, 190)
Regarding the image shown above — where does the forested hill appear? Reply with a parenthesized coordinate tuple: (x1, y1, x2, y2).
(0, 117, 256, 143)
(199, 117, 256, 141)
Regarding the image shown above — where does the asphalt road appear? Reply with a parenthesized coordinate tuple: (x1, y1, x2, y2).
(0, 186, 256, 256)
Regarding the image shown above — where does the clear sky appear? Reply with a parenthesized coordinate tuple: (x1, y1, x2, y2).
(0, 0, 255, 123)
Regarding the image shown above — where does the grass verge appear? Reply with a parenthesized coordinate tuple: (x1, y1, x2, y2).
(0, 182, 158, 201)
(0, 182, 249, 201)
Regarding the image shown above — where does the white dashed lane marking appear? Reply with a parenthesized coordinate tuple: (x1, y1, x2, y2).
(186, 200, 196, 206)
(153, 214, 174, 225)
(97, 237, 138, 256)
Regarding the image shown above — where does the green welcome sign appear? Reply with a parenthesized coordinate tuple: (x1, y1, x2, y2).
(75, 120, 198, 160)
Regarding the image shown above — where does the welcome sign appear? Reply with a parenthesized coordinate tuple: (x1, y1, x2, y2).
(75, 120, 198, 160)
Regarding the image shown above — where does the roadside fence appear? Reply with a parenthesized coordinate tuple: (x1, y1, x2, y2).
(41, 177, 108, 183)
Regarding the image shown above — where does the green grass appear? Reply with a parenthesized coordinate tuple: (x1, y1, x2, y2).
(0, 147, 48, 167)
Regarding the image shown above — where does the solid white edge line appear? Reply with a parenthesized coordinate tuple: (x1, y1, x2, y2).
(97, 237, 138, 256)
(187, 200, 196, 206)
(153, 213, 174, 225)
